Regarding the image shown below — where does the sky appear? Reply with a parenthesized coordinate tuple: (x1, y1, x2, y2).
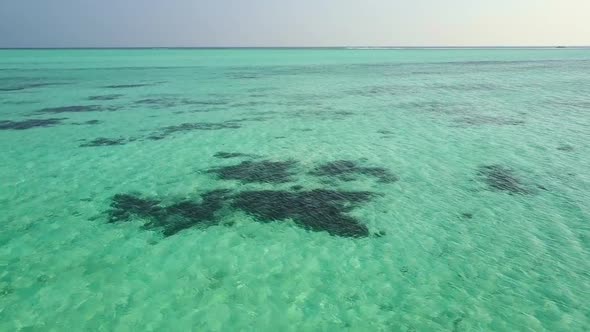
(1, 0, 589, 48)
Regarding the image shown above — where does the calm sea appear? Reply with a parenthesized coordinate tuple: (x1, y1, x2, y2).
(1, 48, 589, 331)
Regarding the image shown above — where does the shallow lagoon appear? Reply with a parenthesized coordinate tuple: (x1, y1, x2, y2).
(1, 49, 589, 331)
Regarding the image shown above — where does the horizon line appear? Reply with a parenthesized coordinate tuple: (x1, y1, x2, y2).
(1, 45, 590, 50)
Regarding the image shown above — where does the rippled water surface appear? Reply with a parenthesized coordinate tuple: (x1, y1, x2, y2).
(1, 49, 589, 331)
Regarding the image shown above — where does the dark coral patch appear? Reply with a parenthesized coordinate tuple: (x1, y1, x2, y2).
(108, 190, 231, 236)
(311, 160, 398, 183)
(188, 108, 224, 113)
(283, 108, 354, 121)
(3, 100, 39, 105)
(347, 85, 400, 97)
(134, 97, 212, 108)
(213, 152, 257, 159)
(135, 98, 177, 108)
(35, 105, 119, 114)
(0, 118, 65, 130)
(208, 160, 297, 183)
(477, 165, 530, 194)
(0, 82, 66, 92)
(82, 120, 101, 125)
(72, 119, 102, 125)
(227, 73, 261, 80)
(107, 189, 373, 238)
(38, 105, 99, 113)
(104, 84, 152, 89)
(225, 117, 271, 123)
(233, 189, 373, 238)
(156, 190, 231, 236)
(190, 100, 229, 106)
(147, 122, 242, 140)
(557, 145, 574, 152)
(88, 94, 123, 101)
(80, 137, 128, 147)
(146, 134, 166, 141)
(461, 213, 473, 219)
(108, 194, 162, 223)
(455, 116, 524, 126)
(163, 122, 241, 132)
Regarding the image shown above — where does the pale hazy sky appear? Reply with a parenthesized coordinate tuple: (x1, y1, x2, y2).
(1, 0, 589, 48)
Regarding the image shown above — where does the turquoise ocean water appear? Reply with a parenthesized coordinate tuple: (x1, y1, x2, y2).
(1, 49, 589, 331)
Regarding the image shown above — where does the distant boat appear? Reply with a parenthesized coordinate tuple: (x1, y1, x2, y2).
(556, 46, 566, 48)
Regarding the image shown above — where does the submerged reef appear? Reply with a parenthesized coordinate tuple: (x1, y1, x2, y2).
(74, 120, 102, 125)
(103, 83, 153, 89)
(88, 94, 123, 101)
(477, 165, 530, 194)
(208, 160, 298, 184)
(0, 118, 66, 130)
(147, 122, 242, 140)
(79, 137, 130, 147)
(108, 190, 231, 237)
(454, 115, 524, 126)
(233, 189, 373, 238)
(310, 160, 398, 183)
(213, 152, 257, 159)
(107, 188, 373, 238)
(134, 97, 227, 108)
(0, 82, 66, 92)
(35, 105, 120, 114)
(556, 145, 574, 152)
(103, 158, 400, 239)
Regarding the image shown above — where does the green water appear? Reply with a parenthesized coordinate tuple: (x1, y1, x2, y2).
(1, 49, 589, 331)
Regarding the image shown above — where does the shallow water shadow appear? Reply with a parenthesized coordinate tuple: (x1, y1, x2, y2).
(208, 160, 298, 183)
(233, 189, 373, 238)
(0, 118, 66, 130)
(311, 160, 398, 183)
